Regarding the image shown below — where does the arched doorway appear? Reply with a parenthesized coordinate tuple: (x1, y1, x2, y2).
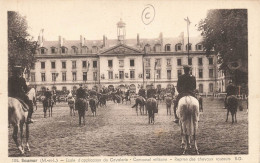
(118, 84, 125, 91)
(129, 84, 136, 93)
(108, 85, 114, 91)
(52, 86, 57, 91)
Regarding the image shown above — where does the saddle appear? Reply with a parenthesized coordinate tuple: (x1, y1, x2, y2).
(16, 98, 29, 112)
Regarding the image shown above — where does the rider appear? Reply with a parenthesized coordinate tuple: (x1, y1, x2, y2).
(173, 65, 196, 123)
(224, 80, 237, 109)
(147, 85, 157, 99)
(8, 66, 33, 124)
(76, 84, 87, 99)
(138, 85, 146, 99)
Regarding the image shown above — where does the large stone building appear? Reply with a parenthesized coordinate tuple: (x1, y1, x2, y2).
(29, 19, 226, 94)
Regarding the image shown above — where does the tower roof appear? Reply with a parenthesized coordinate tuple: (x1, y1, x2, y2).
(117, 18, 126, 28)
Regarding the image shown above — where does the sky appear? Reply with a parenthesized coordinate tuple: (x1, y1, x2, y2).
(14, 1, 210, 41)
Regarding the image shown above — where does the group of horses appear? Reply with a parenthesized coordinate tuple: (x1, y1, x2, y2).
(8, 87, 241, 155)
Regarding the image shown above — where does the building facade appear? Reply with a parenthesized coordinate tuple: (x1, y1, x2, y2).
(29, 19, 226, 94)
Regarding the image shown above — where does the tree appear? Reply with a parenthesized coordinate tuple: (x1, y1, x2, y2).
(198, 9, 248, 85)
(8, 11, 38, 77)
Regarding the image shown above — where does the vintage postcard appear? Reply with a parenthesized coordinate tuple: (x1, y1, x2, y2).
(0, 0, 259, 163)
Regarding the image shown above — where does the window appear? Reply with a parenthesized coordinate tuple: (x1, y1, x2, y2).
(186, 44, 192, 51)
(156, 70, 161, 79)
(197, 44, 202, 50)
(175, 44, 182, 51)
(41, 62, 45, 69)
(51, 48, 55, 54)
(166, 59, 171, 66)
(209, 69, 214, 78)
(108, 71, 113, 79)
(82, 61, 87, 68)
(62, 61, 66, 69)
(146, 70, 150, 79)
(40, 48, 45, 54)
(72, 72, 77, 81)
(155, 59, 161, 67)
(62, 72, 66, 81)
(130, 59, 135, 67)
(72, 61, 76, 69)
(51, 62, 55, 69)
(108, 60, 113, 67)
(199, 69, 203, 78)
(208, 58, 213, 65)
(165, 44, 171, 51)
(145, 59, 150, 67)
(92, 46, 98, 53)
(119, 71, 124, 79)
(93, 72, 97, 81)
(199, 84, 203, 93)
(119, 60, 124, 67)
(31, 63, 35, 70)
(188, 58, 192, 65)
(72, 47, 77, 53)
(167, 70, 171, 79)
(41, 73, 45, 82)
(93, 61, 97, 68)
(177, 70, 182, 77)
(209, 83, 214, 92)
(144, 45, 151, 53)
(154, 44, 161, 52)
(130, 70, 135, 79)
(83, 72, 87, 81)
(31, 73, 35, 82)
(177, 59, 182, 66)
(61, 47, 66, 54)
(52, 73, 56, 81)
(198, 58, 203, 65)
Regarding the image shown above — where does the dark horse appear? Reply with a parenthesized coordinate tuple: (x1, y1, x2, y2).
(42, 96, 54, 118)
(146, 98, 158, 124)
(75, 98, 88, 125)
(8, 97, 30, 155)
(226, 95, 238, 124)
(131, 96, 146, 115)
(89, 98, 98, 117)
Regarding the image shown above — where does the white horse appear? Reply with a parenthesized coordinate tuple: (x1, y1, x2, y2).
(177, 96, 200, 155)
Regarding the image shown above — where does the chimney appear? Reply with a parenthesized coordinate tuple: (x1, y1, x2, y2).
(38, 36, 42, 47)
(137, 33, 140, 46)
(80, 35, 83, 47)
(103, 35, 106, 48)
(159, 32, 163, 45)
(59, 36, 62, 46)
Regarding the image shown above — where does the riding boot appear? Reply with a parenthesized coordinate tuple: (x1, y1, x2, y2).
(26, 100, 34, 124)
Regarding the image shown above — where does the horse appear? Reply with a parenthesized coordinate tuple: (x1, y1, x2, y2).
(75, 98, 88, 126)
(165, 95, 173, 115)
(176, 96, 200, 155)
(226, 95, 238, 124)
(89, 98, 98, 117)
(146, 98, 158, 124)
(131, 96, 146, 116)
(67, 97, 76, 116)
(98, 93, 107, 107)
(121, 94, 131, 104)
(42, 96, 54, 118)
(8, 97, 30, 155)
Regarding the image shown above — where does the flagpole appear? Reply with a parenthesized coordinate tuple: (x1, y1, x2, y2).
(186, 17, 190, 60)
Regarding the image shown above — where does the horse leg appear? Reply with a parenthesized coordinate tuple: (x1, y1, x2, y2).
(183, 134, 189, 155)
(25, 123, 30, 152)
(79, 112, 81, 126)
(169, 105, 172, 115)
(83, 111, 86, 126)
(194, 134, 199, 155)
(231, 112, 234, 124)
(13, 125, 24, 154)
(19, 123, 24, 153)
(235, 112, 237, 123)
(226, 109, 229, 122)
(136, 106, 138, 116)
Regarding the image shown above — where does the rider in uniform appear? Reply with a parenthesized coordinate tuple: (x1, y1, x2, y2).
(173, 65, 196, 123)
(147, 85, 157, 99)
(224, 80, 237, 109)
(138, 85, 146, 98)
(8, 66, 33, 124)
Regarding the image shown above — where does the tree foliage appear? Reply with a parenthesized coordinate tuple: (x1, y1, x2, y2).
(198, 9, 248, 84)
(8, 11, 38, 77)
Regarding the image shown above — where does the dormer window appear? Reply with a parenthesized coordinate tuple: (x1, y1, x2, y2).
(51, 47, 56, 54)
(154, 44, 161, 52)
(175, 43, 182, 51)
(61, 47, 67, 54)
(41, 48, 45, 54)
(165, 44, 171, 52)
(196, 44, 203, 50)
(72, 46, 78, 54)
(92, 46, 98, 53)
(82, 46, 88, 53)
(186, 43, 192, 51)
(144, 44, 151, 53)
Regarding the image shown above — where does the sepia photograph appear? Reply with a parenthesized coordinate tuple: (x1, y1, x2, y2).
(1, 0, 260, 162)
